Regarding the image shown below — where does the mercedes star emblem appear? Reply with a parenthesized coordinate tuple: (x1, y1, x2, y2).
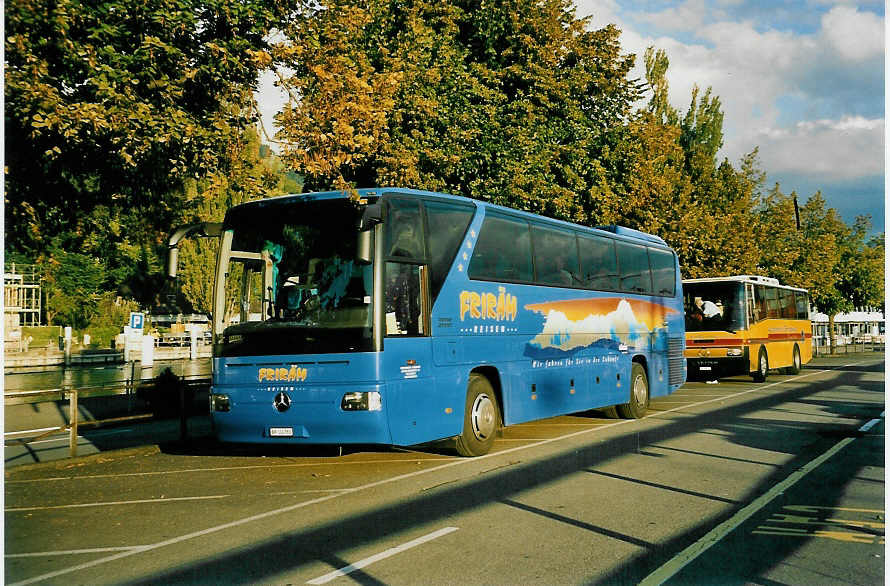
(273, 391, 291, 412)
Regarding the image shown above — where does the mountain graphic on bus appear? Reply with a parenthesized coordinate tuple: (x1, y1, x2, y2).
(523, 297, 673, 359)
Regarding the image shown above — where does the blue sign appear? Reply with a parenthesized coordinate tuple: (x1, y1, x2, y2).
(129, 312, 145, 330)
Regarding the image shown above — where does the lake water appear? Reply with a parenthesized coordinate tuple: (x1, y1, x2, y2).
(5, 359, 212, 393)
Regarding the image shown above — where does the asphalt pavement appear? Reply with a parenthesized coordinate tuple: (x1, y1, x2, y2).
(4, 352, 883, 585)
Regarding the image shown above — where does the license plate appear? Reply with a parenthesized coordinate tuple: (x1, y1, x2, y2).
(700, 366, 712, 371)
(269, 427, 294, 437)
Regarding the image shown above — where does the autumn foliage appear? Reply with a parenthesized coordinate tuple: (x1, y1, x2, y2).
(5, 0, 883, 323)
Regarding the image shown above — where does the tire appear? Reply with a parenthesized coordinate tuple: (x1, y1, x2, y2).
(617, 363, 649, 419)
(599, 405, 620, 419)
(752, 347, 769, 382)
(455, 374, 501, 457)
(786, 345, 802, 374)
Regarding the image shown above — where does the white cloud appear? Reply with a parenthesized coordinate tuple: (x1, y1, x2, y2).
(581, 1, 884, 185)
(820, 6, 884, 62)
(630, 0, 710, 33)
(754, 116, 884, 180)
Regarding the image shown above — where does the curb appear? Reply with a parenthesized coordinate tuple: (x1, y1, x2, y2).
(5, 445, 162, 475)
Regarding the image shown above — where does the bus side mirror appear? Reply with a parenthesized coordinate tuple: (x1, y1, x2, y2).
(358, 203, 383, 231)
(167, 222, 223, 278)
(356, 203, 382, 265)
(168, 246, 180, 279)
(356, 230, 373, 265)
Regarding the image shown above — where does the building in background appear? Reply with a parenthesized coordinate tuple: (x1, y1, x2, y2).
(4, 264, 43, 352)
(811, 308, 885, 347)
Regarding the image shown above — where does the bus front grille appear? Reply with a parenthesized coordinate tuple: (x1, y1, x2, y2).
(668, 337, 685, 386)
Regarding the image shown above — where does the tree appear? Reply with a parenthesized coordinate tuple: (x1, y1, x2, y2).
(644, 47, 678, 126)
(836, 217, 885, 310)
(606, 47, 760, 277)
(273, 0, 640, 223)
(756, 184, 802, 286)
(5, 0, 295, 301)
(173, 127, 301, 314)
(43, 249, 106, 329)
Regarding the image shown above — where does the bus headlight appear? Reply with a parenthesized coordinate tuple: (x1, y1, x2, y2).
(341, 391, 382, 412)
(726, 348, 743, 356)
(210, 394, 230, 412)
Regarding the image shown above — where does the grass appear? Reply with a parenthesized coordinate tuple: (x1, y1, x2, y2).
(21, 326, 61, 348)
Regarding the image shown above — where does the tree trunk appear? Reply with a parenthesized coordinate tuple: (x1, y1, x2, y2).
(828, 313, 836, 354)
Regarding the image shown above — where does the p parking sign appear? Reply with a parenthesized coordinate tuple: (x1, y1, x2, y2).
(129, 312, 145, 330)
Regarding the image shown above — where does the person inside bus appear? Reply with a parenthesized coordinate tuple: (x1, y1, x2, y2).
(700, 298, 721, 318)
(389, 223, 421, 258)
(548, 249, 574, 286)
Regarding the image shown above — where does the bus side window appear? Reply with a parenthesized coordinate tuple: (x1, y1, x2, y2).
(764, 287, 780, 318)
(795, 292, 809, 319)
(578, 234, 618, 290)
(616, 241, 653, 294)
(469, 214, 533, 283)
(753, 284, 766, 322)
(532, 225, 579, 287)
(780, 289, 796, 318)
(424, 200, 474, 300)
(384, 262, 423, 336)
(648, 247, 676, 296)
(386, 198, 425, 260)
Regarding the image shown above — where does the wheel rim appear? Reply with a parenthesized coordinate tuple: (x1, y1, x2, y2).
(633, 374, 647, 405)
(794, 350, 801, 370)
(760, 353, 768, 375)
(470, 393, 496, 441)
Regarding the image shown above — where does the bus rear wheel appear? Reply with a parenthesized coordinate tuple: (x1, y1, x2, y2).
(617, 363, 649, 419)
(785, 345, 802, 374)
(455, 374, 500, 457)
(752, 348, 769, 382)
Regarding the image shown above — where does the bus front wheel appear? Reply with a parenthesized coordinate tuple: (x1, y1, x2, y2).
(752, 348, 769, 382)
(617, 363, 649, 419)
(455, 374, 500, 457)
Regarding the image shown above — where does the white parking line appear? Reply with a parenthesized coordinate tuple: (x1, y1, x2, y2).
(5, 458, 460, 484)
(640, 411, 884, 585)
(306, 527, 459, 584)
(7, 494, 229, 512)
(5, 427, 64, 438)
(8, 361, 872, 585)
(7, 546, 151, 558)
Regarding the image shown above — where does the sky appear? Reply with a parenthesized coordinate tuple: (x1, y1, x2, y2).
(576, 0, 885, 234)
(257, 0, 885, 234)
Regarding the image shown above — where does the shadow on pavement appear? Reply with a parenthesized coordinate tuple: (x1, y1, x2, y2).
(115, 359, 883, 586)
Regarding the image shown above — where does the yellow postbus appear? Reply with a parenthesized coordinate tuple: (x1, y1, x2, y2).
(683, 275, 812, 382)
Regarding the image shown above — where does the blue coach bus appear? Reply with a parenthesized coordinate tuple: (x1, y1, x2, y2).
(168, 188, 686, 456)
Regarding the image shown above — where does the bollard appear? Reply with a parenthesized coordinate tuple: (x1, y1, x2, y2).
(64, 326, 73, 366)
(68, 387, 78, 458)
(142, 335, 154, 367)
(189, 328, 198, 361)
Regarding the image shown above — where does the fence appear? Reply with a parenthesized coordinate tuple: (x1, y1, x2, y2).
(812, 337, 885, 356)
(4, 374, 210, 458)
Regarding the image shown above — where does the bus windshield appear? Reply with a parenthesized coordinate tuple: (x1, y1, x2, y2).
(219, 198, 374, 356)
(683, 280, 746, 333)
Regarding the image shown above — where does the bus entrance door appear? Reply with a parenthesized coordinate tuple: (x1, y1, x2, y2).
(384, 338, 457, 446)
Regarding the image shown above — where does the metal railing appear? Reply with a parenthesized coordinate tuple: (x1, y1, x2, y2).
(812, 339, 885, 356)
(4, 375, 210, 458)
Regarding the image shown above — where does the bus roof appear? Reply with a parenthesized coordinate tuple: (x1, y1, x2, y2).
(683, 275, 808, 293)
(227, 187, 671, 248)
